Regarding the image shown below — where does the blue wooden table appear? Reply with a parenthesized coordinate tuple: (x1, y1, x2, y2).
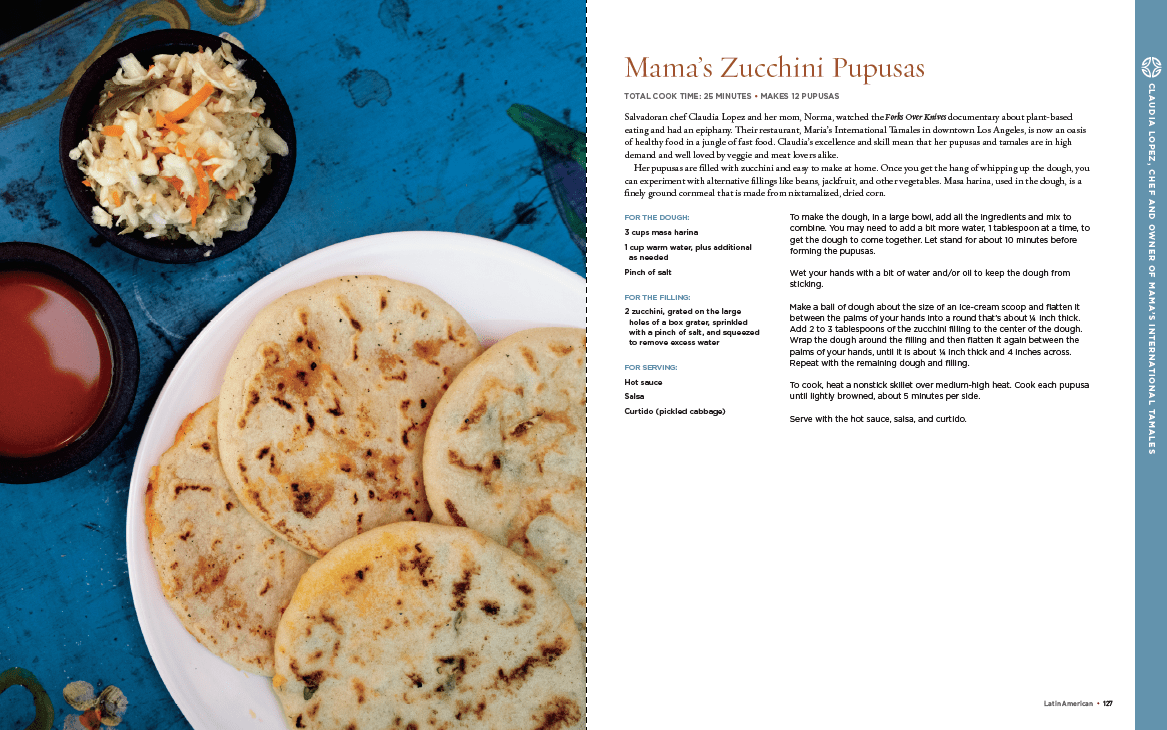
(0, 1, 584, 726)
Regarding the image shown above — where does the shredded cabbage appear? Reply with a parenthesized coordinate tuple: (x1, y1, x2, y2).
(69, 43, 287, 247)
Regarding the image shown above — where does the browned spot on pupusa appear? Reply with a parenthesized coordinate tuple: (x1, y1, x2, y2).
(509, 417, 535, 439)
(380, 352, 408, 380)
(412, 338, 444, 366)
(174, 484, 212, 496)
(341, 565, 372, 594)
(239, 388, 261, 427)
(398, 545, 435, 587)
(314, 608, 343, 635)
(247, 340, 328, 420)
(444, 499, 468, 527)
(357, 451, 403, 498)
(338, 300, 362, 331)
(291, 481, 335, 518)
(458, 401, 487, 432)
(521, 347, 538, 372)
(532, 696, 582, 730)
(479, 600, 500, 616)
(493, 637, 567, 688)
(192, 555, 229, 595)
(353, 678, 367, 703)
(437, 655, 469, 695)
(447, 451, 502, 481)
(501, 600, 536, 627)
(535, 409, 578, 434)
(447, 450, 482, 473)
(450, 561, 479, 610)
(406, 299, 430, 319)
(453, 698, 487, 721)
(549, 343, 575, 356)
(502, 496, 559, 556)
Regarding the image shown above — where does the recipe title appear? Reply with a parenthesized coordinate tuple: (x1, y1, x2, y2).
(626, 56, 925, 85)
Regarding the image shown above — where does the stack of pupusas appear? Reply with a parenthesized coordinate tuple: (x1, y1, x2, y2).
(144, 275, 585, 729)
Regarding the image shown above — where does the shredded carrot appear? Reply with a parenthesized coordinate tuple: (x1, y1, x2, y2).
(195, 164, 209, 200)
(81, 180, 92, 187)
(186, 193, 209, 226)
(152, 146, 172, 156)
(194, 147, 210, 162)
(102, 125, 124, 136)
(166, 83, 215, 123)
(110, 189, 122, 206)
(161, 176, 184, 193)
(204, 163, 219, 176)
(177, 164, 213, 226)
(176, 142, 187, 158)
(225, 187, 238, 200)
(154, 110, 184, 136)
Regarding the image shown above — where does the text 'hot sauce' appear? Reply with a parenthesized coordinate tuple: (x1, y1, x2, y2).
(0, 270, 113, 457)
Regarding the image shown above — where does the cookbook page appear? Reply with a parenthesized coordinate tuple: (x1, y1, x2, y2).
(588, 1, 1151, 726)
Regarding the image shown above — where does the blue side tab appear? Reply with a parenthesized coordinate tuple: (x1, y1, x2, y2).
(1136, 1, 1165, 726)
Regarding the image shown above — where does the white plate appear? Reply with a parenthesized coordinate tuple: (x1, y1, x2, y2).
(125, 232, 585, 729)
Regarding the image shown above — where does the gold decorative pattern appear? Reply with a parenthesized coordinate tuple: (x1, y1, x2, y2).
(0, 0, 190, 130)
(194, 0, 265, 25)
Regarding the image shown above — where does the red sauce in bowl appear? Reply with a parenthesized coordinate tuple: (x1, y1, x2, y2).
(0, 270, 113, 457)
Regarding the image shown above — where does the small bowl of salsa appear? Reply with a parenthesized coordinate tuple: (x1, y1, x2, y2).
(0, 242, 138, 483)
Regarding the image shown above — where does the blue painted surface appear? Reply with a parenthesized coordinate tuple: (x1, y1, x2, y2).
(0, 1, 584, 726)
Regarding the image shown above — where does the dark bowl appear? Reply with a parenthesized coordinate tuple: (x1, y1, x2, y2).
(59, 29, 296, 264)
(0, 242, 139, 483)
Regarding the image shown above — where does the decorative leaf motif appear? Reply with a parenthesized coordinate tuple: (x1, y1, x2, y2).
(507, 104, 587, 253)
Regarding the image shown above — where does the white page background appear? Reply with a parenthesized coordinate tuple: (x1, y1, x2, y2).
(588, 1, 1135, 727)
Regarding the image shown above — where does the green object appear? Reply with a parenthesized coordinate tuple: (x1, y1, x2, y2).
(507, 104, 587, 169)
(507, 104, 587, 251)
(0, 668, 54, 730)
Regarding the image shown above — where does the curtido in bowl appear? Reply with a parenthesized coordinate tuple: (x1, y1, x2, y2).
(60, 29, 296, 263)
